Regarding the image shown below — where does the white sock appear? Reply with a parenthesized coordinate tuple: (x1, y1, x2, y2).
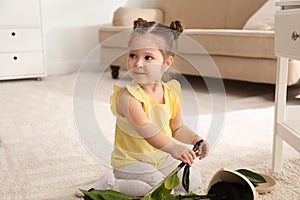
(76, 173, 115, 197)
(76, 173, 152, 198)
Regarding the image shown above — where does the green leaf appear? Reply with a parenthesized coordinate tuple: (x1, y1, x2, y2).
(164, 173, 180, 190)
(151, 185, 164, 200)
(83, 195, 95, 200)
(161, 194, 177, 200)
(99, 190, 133, 200)
(182, 165, 190, 193)
(178, 193, 211, 199)
(83, 196, 95, 200)
(162, 185, 172, 196)
(81, 189, 132, 200)
(236, 169, 266, 185)
(141, 194, 152, 200)
(80, 189, 104, 200)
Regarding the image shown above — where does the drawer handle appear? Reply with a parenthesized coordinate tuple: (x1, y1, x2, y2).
(291, 31, 299, 41)
(11, 32, 16, 37)
(13, 56, 18, 61)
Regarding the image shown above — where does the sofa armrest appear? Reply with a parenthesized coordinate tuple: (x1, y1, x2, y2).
(112, 7, 164, 26)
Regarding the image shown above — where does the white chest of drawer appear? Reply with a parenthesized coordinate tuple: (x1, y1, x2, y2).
(275, 8, 300, 59)
(0, 29, 43, 52)
(0, 0, 46, 80)
(272, 1, 300, 172)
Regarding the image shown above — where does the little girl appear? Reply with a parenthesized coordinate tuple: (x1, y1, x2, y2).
(76, 18, 209, 197)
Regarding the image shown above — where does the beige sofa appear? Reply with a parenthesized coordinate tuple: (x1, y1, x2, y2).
(99, 0, 300, 85)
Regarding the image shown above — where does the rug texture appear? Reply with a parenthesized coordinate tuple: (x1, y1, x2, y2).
(0, 71, 299, 200)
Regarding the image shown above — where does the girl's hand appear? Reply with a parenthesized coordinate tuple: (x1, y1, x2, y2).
(196, 140, 209, 160)
(177, 148, 197, 167)
(163, 142, 196, 167)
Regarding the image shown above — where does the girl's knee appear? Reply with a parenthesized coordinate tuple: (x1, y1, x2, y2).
(114, 168, 165, 187)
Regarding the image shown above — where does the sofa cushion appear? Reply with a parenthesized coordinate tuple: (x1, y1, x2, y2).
(178, 29, 275, 59)
(99, 27, 275, 59)
(243, 0, 279, 31)
(112, 7, 164, 26)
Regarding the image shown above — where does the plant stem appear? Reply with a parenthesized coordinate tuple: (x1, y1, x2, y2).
(144, 163, 185, 196)
(144, 140, 204, 197)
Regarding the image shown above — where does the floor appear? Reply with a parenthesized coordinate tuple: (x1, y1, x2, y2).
(0, 71, 299, 199)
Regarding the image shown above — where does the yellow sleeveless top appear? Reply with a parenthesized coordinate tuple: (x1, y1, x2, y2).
(110, 79, 182, 168)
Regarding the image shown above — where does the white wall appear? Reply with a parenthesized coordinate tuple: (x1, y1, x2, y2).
(42, 0, 155, 75)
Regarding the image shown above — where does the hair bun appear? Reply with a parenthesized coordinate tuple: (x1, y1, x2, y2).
(133, 18, 157, 30)
(170, 20, 183, 39)
(133, 18, 147, 29)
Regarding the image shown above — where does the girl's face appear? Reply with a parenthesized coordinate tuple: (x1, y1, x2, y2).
(127, 34, 173, 85)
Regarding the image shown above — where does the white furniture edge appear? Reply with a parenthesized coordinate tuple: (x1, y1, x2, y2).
(0, 0, 47, 81)
(272, 1, 300, 172)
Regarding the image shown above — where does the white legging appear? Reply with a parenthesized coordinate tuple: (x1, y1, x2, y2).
(110, 156, 203, 196)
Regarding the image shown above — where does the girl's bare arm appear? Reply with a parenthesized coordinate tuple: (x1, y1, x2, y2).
(116, 89, 196, 166)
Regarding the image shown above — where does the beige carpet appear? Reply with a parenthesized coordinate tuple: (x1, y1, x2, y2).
(0, 71, 299, 200)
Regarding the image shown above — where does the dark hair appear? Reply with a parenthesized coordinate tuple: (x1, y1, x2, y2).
(130, 18, 184, 57)
(133, 18, 183, 40)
